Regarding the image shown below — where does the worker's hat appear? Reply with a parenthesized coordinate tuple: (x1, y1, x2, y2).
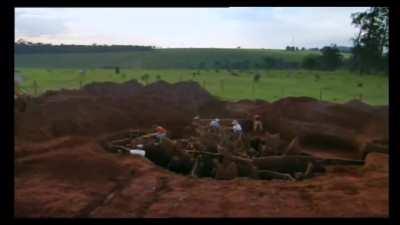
(214, 118, 220, 122)
(232, 120, 238, 125)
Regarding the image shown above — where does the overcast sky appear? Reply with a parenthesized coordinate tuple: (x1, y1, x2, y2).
(15, 7, 369, 49)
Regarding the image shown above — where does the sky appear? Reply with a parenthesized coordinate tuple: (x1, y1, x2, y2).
(15, 7, 369, 49)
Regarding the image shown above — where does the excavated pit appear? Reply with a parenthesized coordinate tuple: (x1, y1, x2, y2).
(99, 118, 377, 182)
(14, 80, 389, 217)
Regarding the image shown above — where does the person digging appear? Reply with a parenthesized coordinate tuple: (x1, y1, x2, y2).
(142, 125, 168, 144)
(253, 114, 263, 133)
(209, 118, 221, 134)
(232, 120, 243, 141)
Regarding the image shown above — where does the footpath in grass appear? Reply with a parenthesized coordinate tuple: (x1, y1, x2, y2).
(15, 68, 388, 105)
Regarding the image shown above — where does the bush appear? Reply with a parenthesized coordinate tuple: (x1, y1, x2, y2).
(253, 74, 261, 82)
(320, 46, 343, 70)
(302, 55, 320, 70)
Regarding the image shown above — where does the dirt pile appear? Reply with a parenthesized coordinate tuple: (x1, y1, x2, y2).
(14, 136, 158, 217)
(15, 80, 223, 144)
(230, 97, 390, 159)
(15, 135, 388, 217)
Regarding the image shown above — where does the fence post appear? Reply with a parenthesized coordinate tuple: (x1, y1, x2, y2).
(33, 80, 38, 96)
(319, 88, 323, 100)
(251, 82, 255, 97)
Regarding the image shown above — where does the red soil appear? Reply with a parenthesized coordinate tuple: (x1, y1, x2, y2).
(14, 80, 388, 217)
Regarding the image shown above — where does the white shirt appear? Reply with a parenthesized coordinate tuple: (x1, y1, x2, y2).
(210, 120, 220, 128)
(233, 124, 242, 132)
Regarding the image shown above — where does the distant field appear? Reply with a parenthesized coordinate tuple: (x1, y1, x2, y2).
(15, 48, 328, 69)
(16, 68, 388, 105)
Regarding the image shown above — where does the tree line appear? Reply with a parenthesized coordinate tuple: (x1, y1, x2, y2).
(285, 46, 352, 53)
(209, 57, 300, 70)
(302, 45, 344, 71)
(15, 39, 155, 54)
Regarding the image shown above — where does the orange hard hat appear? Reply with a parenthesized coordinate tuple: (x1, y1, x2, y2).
(156, 126, 166, 133)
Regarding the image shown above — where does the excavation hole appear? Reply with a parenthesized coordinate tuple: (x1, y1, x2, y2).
(99, 128, 345, 181)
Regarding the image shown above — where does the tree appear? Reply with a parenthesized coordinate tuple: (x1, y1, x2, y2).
(253, 74, 261, 83)
(302, 55, 320, 70)
(141, 74, 150, 84)
(286, 46, 296, 51)
(351, 7, 389, 74)
(320, 45, 343, 70)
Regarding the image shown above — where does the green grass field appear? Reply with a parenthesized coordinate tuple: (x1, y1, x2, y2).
(16, 68, 388, 105)
(15, 48, 340, 69)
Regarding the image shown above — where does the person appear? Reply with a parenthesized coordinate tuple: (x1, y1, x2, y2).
(189, 115, 202, 136)
(150, 125, 167, 143)
(232, 120, 243, 140)
(209, 118, 221, 133)
(253, 114, 263, 132)
(192, 115, 200, 126)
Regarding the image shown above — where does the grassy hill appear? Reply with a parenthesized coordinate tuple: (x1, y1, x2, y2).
(15, 48, 385, 105)
(15, 48, 324, 69)
(16, 68, 388, 105)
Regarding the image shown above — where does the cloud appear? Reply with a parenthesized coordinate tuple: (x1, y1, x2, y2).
(15, 8, 69, 37)
(223, 7, 369, 48)
(15, 7, 370, 48)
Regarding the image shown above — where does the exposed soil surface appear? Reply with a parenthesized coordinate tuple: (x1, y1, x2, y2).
(15, 80, 388, 217)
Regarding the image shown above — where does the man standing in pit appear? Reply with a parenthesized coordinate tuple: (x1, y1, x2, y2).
(232, 120, 243, 141)
(209, 118, 221, 133)
(154, 125, 167, 143)
(253, 114, 263, 133)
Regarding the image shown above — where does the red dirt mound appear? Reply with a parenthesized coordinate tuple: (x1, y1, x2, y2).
(245, 97, 389, 158)
(82, 79, 144, 97)
(14, 137, 153, 217)
(15, 80, 220, 143)
(15, 136, 388, 217)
